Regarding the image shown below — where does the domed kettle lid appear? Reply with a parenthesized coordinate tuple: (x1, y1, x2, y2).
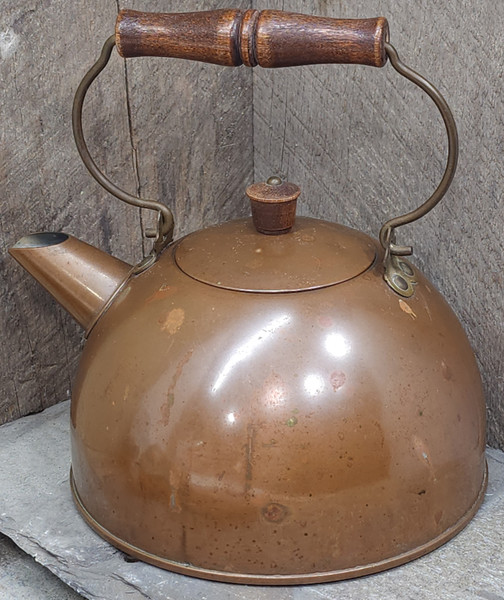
(174, 178, 377, 292)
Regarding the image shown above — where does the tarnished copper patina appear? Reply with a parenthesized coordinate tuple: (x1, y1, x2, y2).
(10, 7, 486, 586)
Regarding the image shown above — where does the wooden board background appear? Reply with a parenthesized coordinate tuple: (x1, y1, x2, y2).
(2, 1, 503, 449)
(253, 0, 504, 448)
(0, 1, 253, 423)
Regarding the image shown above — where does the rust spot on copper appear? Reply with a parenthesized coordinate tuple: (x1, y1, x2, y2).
(441, 360, 453, 381)
(244, 424, 257, 491)
(330, 371, 346, 392)
(245, 256, 264, 270)
(165, 349, 194, 402)
(168, 492, 181, 514)
(120, 384, 130, 405)
(160, 307, 185, 334)
(399, 299, 417, 319)
(181, 526, 187, 562)
(262, 372, 287, 408)
(317, 315, 334, 329)
(286, 416, 298, 427)
(294, 232, 315, 244)
(263, 438, 278, 447)
(261, 503, 289, 523)
(424, 302, 433, 321)
(145, 284, 174, 305)
(174, 351, 193, 380)
(161, 392, 175, 425)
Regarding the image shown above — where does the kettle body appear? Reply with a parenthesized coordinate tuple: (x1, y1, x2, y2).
(69, 217, 486, 584)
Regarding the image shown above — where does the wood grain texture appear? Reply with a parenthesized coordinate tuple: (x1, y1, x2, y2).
(1, 0, 253, 425)
(253, 0, 504, 448)
(116, 8, 246, 65)
(246, 180, 300, 233)
(116, 0, 253, 243)
(254, 12, 388, 68)
(0, 1, 139, 424)
(116, 8, 388, 68)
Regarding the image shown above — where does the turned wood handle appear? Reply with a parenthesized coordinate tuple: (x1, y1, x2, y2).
(116, 9, 389, 68)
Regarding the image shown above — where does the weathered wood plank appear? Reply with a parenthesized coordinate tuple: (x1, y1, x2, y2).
(119, 0, 254, 244)
(253, 0, 504, 448)
(0, 1, 137, 424)
(1, 0, 254, 424)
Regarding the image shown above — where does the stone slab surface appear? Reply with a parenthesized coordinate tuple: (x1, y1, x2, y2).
(0, 402, 503, 600)
(0, 533, 82, 600)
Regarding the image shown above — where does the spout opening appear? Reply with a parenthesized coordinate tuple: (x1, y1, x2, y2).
(12, 232, 69, 249)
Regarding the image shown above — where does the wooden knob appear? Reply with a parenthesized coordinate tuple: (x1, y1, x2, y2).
(246, 178, 301, 235)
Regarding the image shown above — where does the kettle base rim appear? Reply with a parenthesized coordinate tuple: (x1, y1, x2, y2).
(70, 465, 488, 586)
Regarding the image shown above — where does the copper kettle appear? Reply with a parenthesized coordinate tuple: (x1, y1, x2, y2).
(10, 9, 486, 585)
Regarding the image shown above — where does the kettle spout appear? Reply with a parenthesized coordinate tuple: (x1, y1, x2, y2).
(9, 233, 132, 331)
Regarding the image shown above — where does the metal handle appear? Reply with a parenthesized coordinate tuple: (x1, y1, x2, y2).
(72, 35, 174, 272)
(73, 13, 458, 284)
(379, 42, 458, 296)
(380, 43, 458, 254)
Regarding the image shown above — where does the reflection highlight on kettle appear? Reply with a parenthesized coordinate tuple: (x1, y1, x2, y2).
(324, 332, 351, 358)
(303, 373, 326, 397)
(225, 411, 237, 425)
(304, 333, 350, 397)
(211, 313, 292, 394)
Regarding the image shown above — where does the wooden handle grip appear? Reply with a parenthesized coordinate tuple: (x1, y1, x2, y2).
(116, 9, 389, 68)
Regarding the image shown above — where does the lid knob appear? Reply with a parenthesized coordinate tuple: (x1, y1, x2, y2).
(246, 177, 301, 235)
